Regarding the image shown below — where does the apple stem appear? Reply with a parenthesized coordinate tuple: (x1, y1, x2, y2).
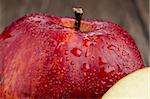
(73, 7, 83, 30)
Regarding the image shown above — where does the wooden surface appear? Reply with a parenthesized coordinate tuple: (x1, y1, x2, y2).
(0, 0, 149, 65)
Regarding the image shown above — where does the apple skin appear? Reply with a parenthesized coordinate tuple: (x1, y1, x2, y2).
(0, 13, 144, 98)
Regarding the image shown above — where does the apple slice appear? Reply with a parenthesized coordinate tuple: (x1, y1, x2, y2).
(102, 67, 150, 99)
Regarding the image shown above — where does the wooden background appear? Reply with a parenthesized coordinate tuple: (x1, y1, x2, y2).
(0, 0, 149, 65)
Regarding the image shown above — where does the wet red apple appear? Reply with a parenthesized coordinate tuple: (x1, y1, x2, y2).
(0, 8, 144, 98)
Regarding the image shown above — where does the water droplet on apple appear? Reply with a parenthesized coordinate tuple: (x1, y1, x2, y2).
(82, 63, 90, 71)
(106, 84, 112, 88)
(83, 72, 87, 76)
(35, 20, 41, 24)
(96, 83, 100, 86)
(94, 91, 99, 95)
(122, 50, 127, 56)
(44, 84, 48, 88)
(109, 79, 113, 82)
(101, 81, 106, 85)
(89, 73, 93, 76)
(107, 45, 115, 50)
(71, 48, 82, 57)
(99, 57, 106, 65)
(91, 56, 95, 59)
(70, 61, 75, 65)
(91, 83, 94, 86)
(83, 39, 91, 47)
(104, 66, 115, 73)
(71, 81, 75, 84)
(66, 57, 69, 61)
(54, 54, 57, 56)
(60, 57, 63, 62)
(64, 50, 69, 55)
(62, 67, 66, 70)
(85, 50, 90, 57)
(87, 76, 90, 79)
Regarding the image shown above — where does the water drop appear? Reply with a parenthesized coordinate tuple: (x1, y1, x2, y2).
(114, 75, 118, 78)
(96, 83, 100, 86)
(83, 39, 91, 47)
(109, 79, 113, 82)
(91, 56, 95, 59)
(60, 57, 63, 62)
(64, 50, 69, 55)
(104, 66, 115, 73)
(71, 81, 75, 84)
(44, 84, 48, 88)
(54, 54, 57, 56)
(122, 50, 127, 56)
(71, 48, 82, 57)
(91, 83, 94, 86)
(62, 67, 66, 70)
(66, 57, 69, 61)
(99, 57, 106, 65)
(89, 73, 93, 76)
(106, 85, 112, 88)
(83, 72, 87, 76)
(101, 81, 106, 85)
(82, 63, 90, 71)
(35, 20, 41, 24)
(85, 50, 90, 57)
(107, 45, 115, 50)
(70, 61, 75, 65)
(53, 70, 57, 73)
(94, 92, 99, 95)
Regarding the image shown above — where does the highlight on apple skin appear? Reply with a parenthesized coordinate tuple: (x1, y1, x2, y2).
(0, 12, 144, 98)
(102, 67, 150, 99)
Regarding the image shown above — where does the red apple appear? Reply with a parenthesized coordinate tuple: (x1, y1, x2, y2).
(0, 9, 144, 98)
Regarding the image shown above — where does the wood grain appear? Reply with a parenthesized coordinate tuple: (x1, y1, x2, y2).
(0, 0, 149, 65)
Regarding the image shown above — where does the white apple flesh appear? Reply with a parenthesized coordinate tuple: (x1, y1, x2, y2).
(102, 67, 150, 99)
